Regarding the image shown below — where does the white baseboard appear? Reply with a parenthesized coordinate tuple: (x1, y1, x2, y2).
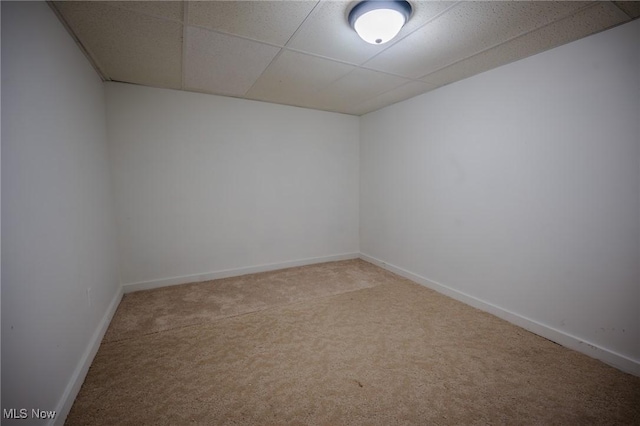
(359, 253, 640, 377)
(122, 252, 361, 293)
(52, 286, 124, 426)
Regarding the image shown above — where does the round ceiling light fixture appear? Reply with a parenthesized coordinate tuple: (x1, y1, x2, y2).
(348, 0, 412, 45)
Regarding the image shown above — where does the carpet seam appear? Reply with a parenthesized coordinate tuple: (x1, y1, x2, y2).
(102, 282, 385, 345)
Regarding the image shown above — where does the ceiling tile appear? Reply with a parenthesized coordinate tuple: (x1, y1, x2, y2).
(184, 27, 281, 97)
(188, 1, 318, 46)
(365, 1, 593, 79)
(288, 0, 455, 65)
(245, 50, 354, 110)
(348, 80, 436, 115)
(613, 1, 640, 19)
(106, 1, 183, 21)
(314, 68, 410, 112)
(54, 0, 640, 116)
(55, 1, 183, 89)
(421, 2, 630, 88)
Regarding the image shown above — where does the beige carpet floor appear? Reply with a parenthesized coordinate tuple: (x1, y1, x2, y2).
(67, 259, 640, 425)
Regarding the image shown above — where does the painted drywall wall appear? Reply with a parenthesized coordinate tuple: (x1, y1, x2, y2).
(360, 19, 640, 372)
(106, 83, 359, 288)
(1, 2, 121, 424)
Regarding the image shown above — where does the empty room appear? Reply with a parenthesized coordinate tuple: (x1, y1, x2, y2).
(2, 0, 639, 424)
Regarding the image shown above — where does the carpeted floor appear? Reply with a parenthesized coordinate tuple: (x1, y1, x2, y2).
(67, 259, 640, 425)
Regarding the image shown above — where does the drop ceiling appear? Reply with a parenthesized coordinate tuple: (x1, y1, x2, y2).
(52, 1, 640, 116)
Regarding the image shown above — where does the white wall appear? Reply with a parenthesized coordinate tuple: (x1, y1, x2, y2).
(360, 19, 640, 373)
(1, 2, 121, 424)
(106, 83, 360, 289)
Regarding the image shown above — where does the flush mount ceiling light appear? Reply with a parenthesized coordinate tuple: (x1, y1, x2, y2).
(348, 0, 412, 45)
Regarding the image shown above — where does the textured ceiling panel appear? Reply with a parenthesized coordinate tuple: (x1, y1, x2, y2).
(246, 50, 354, 110)
(315, 68, 410, 112)
(365, 1, 592, 79)
(348, 80, 436, 116)
(185, 26, 281, 96)
(287, 0, 455, 65)
(106, 1, 183, 21)
(613, 1, 640, 18)
(188, 1, 318, 45)
(421, 2, 630, 88)
(53, 1, 640, 115)
(54, 1, 183, 89)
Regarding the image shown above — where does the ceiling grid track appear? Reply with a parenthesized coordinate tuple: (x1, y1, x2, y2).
(418, 1, 613, 82)
(46, 0, 109, 81)
(243, 0, 323, 97)
(181, 1, 189, 90)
